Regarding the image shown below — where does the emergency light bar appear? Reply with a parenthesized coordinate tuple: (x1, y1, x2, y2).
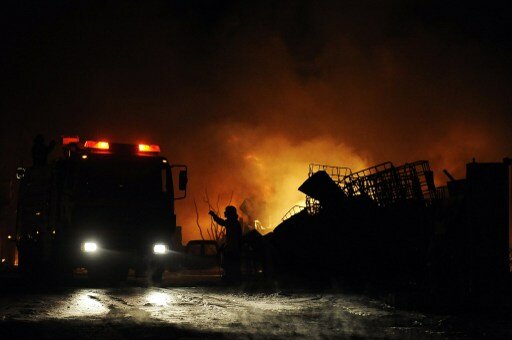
(84, 140, 110, 150)
(138, 144, 161, 153)
(64, 136, 161, 155)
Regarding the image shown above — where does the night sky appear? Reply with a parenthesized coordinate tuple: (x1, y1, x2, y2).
(2, 1, 512, 240)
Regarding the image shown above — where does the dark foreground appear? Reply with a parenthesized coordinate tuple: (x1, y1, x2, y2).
(0, 272, 511, 339)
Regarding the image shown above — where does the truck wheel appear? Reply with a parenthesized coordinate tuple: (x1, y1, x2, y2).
(18, 243, 44, 281)
(151, 270, 163, 284)
(150, 265, 164, 284)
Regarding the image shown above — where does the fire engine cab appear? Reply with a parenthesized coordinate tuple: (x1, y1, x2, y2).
(16, 136, 187, 283)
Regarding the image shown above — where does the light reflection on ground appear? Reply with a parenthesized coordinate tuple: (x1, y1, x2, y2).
(144, 290, 171, 307)
(8, 287, 423, 337)
(53, 291, 110, 319)
(1, 287, 509, 338)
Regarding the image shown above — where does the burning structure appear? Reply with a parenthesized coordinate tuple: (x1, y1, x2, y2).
(246, 158, 511, 305)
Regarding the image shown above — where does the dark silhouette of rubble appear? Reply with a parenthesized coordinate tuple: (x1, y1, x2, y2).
(244, 159, 511, 307)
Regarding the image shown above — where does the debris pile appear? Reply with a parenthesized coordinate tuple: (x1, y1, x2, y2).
(244, 158, 511, 304)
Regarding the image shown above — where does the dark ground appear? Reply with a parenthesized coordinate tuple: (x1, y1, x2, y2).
(0, 269, 512, 339)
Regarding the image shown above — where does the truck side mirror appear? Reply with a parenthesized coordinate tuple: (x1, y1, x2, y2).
(179, 170, 188, 191)
(172, 165, 188, 200)
(16, 167, 26, 180)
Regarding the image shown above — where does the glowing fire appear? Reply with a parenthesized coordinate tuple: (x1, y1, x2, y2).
(179, 132, 367, 242)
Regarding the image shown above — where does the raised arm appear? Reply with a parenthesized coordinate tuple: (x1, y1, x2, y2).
(209, 210, 227, 227)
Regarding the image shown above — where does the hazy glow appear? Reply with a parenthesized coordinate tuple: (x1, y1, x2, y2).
(153, 244, 167, 254)
(83, 242, 98, 252)
(2, 1, 510, 247)
(183, 133, 367, 240)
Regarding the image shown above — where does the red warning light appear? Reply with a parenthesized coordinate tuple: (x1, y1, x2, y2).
(84, 140, 110, 150)
(62, 136, 79, 145)
(138, 144, 161, 153)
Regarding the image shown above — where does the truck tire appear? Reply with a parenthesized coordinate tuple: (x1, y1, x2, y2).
(150, 264, 164, 284)
(18, 242, 45, 281)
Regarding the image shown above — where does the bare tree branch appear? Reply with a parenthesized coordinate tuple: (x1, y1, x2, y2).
(193, 198, 205, 240)
(203, 188, 214, 210)
(201, 188, 233, 243)
(216, 193, 220, 213)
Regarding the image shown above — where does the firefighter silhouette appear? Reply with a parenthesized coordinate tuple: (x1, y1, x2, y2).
(31, 134, 55, 167)
(209, 206, 242, 284)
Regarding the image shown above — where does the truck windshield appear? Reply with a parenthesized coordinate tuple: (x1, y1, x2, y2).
(76, 158, 166, 198)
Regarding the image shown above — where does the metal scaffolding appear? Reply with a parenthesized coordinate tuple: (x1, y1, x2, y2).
(306, 164, 352, 214)
(303, 160, 437, 215)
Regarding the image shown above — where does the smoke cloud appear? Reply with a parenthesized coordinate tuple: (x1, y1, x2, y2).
(2, 1, 511, 241)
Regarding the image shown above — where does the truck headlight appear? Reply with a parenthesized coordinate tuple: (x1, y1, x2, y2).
(82, 242, 98, 253)
(153, 244, 168, 255)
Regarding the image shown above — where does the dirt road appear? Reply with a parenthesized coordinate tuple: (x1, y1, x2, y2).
(1, 283, 510, 339)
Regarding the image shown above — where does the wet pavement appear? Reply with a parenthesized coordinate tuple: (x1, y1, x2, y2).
(0, 271, 511, 339)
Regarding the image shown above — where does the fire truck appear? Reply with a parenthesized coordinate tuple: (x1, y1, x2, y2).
(16, 137, 187, 283)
